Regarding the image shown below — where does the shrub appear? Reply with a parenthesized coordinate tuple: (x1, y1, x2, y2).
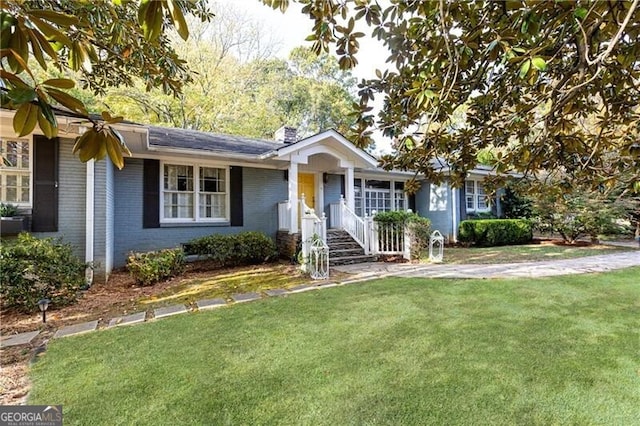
(0, 203, 19, 217)
(458, 219, 532, 247)
(185, 231, 277, 267)
(0, 233, 87, 312)
(374, 211, 431, 259)
(127, 248, 185, 286)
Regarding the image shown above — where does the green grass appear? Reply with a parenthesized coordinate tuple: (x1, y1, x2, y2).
(439, 243, 633, 264)
(29, 268, 640, 425)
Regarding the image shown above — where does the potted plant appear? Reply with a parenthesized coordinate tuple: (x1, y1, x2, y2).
(0, 203, 25, 236)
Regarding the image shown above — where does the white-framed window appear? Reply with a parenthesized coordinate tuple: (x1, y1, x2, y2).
(161, 162, 229, 222)
(0, 138, 32, 206)
(353, 178, 408, 217)
(394, 181, 405, 211)
(465, 179, 490, 212)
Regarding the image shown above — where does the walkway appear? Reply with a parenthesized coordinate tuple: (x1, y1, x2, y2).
(333, 251, 640, 280)
(2, 251, 639, 348)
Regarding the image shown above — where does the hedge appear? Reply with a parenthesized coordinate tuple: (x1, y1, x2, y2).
(184, 231, 277, 267)
(458, 219, 533, 247)
(127, 248, 186, 286)
(0, 233, 87, 312)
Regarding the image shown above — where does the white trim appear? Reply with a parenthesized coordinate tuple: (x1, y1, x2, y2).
(272, 129, 378, 169)
(159, 161, 230, 224)
(85, 159, 95, 283)
(288, 162, 298, 233)
(465, 179, 491, 213)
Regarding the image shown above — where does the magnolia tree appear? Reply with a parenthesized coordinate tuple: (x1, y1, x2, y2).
(1, 0, 212, 168)
(264, 0, 639, 196)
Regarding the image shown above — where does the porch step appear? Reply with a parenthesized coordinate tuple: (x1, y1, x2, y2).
(330, 254, 377, 266)
(326, 229, 375, 267)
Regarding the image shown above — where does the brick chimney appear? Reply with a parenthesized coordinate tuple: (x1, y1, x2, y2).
(274, 126, 297, 144)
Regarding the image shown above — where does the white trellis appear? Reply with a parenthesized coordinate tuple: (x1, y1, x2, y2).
(308, 237, 329, 279)
(429, 230, 444, 263)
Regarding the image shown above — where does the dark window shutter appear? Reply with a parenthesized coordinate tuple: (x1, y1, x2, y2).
(32, 136, 59, 232)
(408, 194, 416, 212)
(340, 174, 345, 197)
(143, 159, 160, 228)
(458, 186, 467, 221)
(229, 166, 243, 226)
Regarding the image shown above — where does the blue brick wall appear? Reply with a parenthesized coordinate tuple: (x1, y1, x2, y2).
(113, 159, 287, 267)
(415, 181, 454, 238)
(32, 138, 86, 259)
(323, 173, 343, 223)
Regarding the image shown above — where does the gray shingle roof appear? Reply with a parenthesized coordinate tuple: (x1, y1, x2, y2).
(148, 126, 282, 157)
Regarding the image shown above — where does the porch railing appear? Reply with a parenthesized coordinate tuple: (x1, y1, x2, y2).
(371, 219, 410, 259)
(339, 196, 368, 254)
(300, 194, 328, 278)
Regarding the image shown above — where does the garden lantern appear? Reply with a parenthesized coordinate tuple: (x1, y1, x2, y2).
(37, 298, 50, 323)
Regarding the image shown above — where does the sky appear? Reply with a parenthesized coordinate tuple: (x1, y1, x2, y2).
(223, 0, 394, 153)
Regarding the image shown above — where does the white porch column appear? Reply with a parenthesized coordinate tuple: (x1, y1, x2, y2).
(345, 166, 355, 212)
(85, 159, 95, 285)
(289, 161, 299, 233)
(451, 187, 459, 242)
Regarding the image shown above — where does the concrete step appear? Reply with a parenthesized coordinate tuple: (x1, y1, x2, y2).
(330, 254, 377, 266)
(331, 248, 365, 257)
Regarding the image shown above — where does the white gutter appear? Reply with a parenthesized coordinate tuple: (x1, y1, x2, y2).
(145, 144, 265, 161)
(85, 159, 95, 285)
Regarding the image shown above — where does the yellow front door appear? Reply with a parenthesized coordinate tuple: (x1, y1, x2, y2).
(298, 173, 315, 208)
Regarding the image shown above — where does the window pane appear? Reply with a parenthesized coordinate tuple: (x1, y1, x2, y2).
(164, 165, 193, 191)
(394, 181, 404, 191)
(366, 180, 390, 190)
(465, 180, 475, 195)
(200, 167, 225, 193)
(199, 193, 226, 219)
(466, 195, 474, 210)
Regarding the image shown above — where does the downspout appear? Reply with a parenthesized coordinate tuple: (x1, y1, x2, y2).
(85, 159, 95, 286)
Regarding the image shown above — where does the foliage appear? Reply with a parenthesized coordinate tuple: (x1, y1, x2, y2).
(126, 248, 186, 287)
(185, 231, 277, 267)
(466, 211, 497, 220)
(276, 0, 640, 193)
(0, 233, 86, 312)
(1, 0, 212, 167)
(0, 202, 19, 217)
(374, 210, 431, 259)
(500, 181, 534, 219)
(458, 219, 533, 247)
(99, 42, 358, 139)
(530, 185, 631, 243)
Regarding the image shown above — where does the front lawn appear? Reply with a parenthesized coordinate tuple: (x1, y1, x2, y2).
(440, 241, 633, 264)
(29, 268, 640, 425)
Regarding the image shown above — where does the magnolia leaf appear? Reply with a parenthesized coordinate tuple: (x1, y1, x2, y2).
(37, 108, 57, 139)
(166, 0, 189, 41)
(13, 102, 38, 137)
(518, 59, 531, 79)
(7, 87, 37, 103)
(531, 56, 547, 71)
(105, 131, 125, 169)
(46, 88, 88, 115)
(43, 78, 75, 89)
(28, 10, 80, 27)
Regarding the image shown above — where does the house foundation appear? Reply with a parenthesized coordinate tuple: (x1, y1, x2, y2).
(276, 231, 301, 261)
